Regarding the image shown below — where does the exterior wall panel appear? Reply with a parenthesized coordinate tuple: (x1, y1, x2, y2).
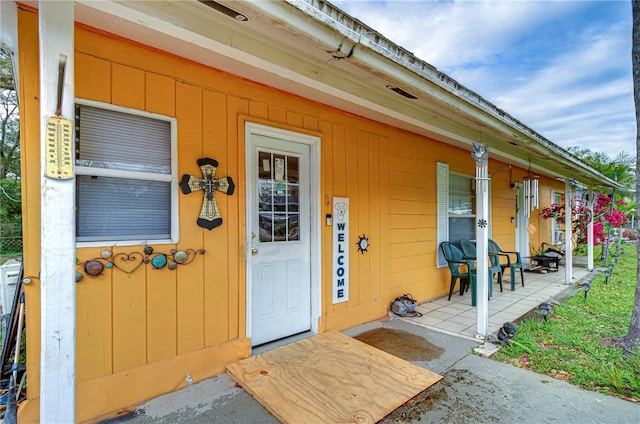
(16, 9, 548, 422)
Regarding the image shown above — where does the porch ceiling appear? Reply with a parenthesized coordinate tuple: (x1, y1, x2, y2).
(31, 0, 619, 188)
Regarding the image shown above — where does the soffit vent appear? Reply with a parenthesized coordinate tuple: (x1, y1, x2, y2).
(197, 0, 248, 21)
(385, 85, 418, 99)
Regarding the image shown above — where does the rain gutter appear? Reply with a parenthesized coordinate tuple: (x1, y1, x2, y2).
(271, 0, 621, 189)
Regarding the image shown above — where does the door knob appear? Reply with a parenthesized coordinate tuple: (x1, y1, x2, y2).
(251, 248, 258, 255)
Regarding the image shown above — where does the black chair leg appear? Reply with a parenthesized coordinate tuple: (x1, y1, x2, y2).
(448, 277, 457, 300)
(520, 268, 525, 287)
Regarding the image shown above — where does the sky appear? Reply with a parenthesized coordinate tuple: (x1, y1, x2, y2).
(331, 0, 635, 159)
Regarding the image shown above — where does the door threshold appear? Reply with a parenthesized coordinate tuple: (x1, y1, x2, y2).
(251, 330, 314, 356)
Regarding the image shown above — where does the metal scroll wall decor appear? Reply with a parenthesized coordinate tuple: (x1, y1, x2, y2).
(180, 158, 235, 230)
(76, 247, 205, 281)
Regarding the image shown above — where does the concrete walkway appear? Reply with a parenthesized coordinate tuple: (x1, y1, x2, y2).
(404, 267, 593, 340)
(101, 267, 640, 424)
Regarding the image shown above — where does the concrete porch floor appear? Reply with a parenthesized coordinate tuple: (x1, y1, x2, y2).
(402, 266, 594, 340)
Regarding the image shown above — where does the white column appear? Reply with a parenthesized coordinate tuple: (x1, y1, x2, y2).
(473, 143, 489, 339)
(39, 2, 76, 422)
(564, 179, 573, 284)
(587, 187, 594, 271)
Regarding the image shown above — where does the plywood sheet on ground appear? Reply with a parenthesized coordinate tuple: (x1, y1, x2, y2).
(226, 330, 443, 423)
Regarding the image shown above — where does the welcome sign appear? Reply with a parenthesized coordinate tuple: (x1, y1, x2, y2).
(332, 197, 349, 304)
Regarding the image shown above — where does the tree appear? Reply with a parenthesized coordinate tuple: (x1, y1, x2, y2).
(618, 0, 640, 353)
(0, 46, 21, 257)
(567, 147, 636, 190)
(0, 48, 20, 179)
(0, 47, 15, 90)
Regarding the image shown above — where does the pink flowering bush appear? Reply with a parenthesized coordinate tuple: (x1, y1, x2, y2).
(540, 193, 628, 252)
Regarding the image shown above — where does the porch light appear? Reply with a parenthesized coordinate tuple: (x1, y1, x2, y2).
(198, 0, 248, 21)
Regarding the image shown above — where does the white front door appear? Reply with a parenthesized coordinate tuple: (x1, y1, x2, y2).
(246, 129, 313, 346)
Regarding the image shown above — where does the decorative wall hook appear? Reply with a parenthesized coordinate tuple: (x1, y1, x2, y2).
(180, 158, 235, 230)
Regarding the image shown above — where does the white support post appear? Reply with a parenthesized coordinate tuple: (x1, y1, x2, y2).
(564, 179, 573, 284)
(39, 2, 76, 422)
(587, 187, 594, 271)
(473, 143, 489, 339)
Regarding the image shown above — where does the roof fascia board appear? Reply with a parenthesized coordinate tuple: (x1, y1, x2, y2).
(72, 2, 488, 145)
(273, 0, 618, 188)
(75, 0, 618, 188)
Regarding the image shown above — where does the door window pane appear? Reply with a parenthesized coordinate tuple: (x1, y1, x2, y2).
(288, 214, 299, 241)
(258, 181, 274, 211)
(257, 150, 301, 243)
(287, 156, 299, 183)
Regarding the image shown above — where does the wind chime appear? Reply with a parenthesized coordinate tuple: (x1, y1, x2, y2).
(522, 172, 539, 218)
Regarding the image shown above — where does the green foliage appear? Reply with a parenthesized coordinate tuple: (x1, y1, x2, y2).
(568, 148, 635, 188)
(0, 47, 15, 90)
(0, 47, 20, 180)
(494, 242, 640, 401)
(0, 178, 21, 226)
(567, 148, 636, 221)
(0, 46, 21, 257)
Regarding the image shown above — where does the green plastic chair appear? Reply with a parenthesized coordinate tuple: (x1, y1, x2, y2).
(459, 239, 503, 294)
(440, 242, 477, 305)
(488, 239, 524, 291)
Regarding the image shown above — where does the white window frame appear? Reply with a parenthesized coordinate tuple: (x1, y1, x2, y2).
(75, 99, 179, 247)
(436, 162, 491, 268)
(550, 190, 563, 245)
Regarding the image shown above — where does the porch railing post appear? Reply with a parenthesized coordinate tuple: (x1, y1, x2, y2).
(39, 2, 76, 422)
(473, 143, 489, 339)
(587, 186, 594, 271)
(564, 179, 573, 284)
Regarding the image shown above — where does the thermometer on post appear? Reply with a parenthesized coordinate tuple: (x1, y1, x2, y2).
(45, 54, 73, 179)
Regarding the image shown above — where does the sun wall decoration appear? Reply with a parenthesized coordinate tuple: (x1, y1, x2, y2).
(357, 234, 369, 254)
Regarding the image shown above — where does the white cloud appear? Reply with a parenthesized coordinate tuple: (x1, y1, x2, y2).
(331, 0, 635, 158)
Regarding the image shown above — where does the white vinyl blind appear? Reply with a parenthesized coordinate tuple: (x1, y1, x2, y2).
(76, 176, 171, 241)
(436, 162, 449, 268)
(75, 103, 175, 243)
(76, 105, 171, 172)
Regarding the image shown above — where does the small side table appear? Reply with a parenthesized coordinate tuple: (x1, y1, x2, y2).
(532, 255, 559, 270)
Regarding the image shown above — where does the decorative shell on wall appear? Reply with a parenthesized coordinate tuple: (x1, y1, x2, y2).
(75, 247, 206, 280)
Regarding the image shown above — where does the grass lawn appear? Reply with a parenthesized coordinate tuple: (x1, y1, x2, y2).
(493, 241, 640, 403)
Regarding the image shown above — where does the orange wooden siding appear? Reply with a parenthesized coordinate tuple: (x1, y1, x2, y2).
(15, 8, 557, 422)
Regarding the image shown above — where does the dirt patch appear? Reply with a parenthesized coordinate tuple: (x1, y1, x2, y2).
(379, 369, 502, 423)
(354, 328, 444, 361)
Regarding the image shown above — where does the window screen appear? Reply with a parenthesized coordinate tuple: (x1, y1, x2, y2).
(75, 103, 174, 243)
(448, 173, 476, 243)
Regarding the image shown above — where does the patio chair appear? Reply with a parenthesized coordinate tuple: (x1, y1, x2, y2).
(488, 239, 524, 291)
(459, 239, 503, 294)
(439, 242, 477, 305)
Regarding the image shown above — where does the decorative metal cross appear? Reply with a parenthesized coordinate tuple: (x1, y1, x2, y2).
(180, 158, 235, 230)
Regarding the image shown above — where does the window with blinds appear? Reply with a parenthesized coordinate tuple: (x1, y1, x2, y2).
(550, 190, 564, 245)
(436, 163, 490, 268)
(448, 172, 476, 244)
(75, 102, 176, 243)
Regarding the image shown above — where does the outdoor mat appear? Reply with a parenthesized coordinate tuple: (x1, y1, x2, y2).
(226, 330, 443, 423)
